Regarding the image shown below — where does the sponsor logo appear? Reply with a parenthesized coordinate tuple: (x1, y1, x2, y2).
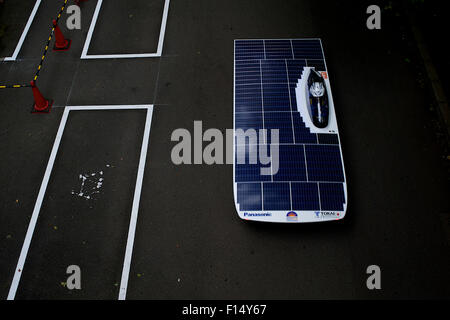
(286, 211, 298, 222)
(315, 211, 341, 218)
(243, 212, 272, 217)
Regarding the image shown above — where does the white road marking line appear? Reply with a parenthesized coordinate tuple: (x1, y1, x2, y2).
(67, 104, 151, 111)
(2, 0, 42, 61)
(80, 0, 103, 59)
(7, 106, 70, 300)
(81, 53, 161, 59)
(81, 0, 170, 59)
(7, 104, 154, 300)
(156, 0, 170, 56)
(119, 105, 154, 300)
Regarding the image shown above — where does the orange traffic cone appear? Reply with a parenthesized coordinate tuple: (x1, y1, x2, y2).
(52, 19, 71, 51)
(31, 81, 53, 113)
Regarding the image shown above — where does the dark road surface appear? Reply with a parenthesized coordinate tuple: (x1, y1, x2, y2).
(0, 0, 449, 299)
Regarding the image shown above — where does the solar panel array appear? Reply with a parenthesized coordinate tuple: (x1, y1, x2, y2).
(234, 39, 346, 213)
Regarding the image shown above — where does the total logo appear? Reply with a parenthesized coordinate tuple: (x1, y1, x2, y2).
(315, 211, 341, 219)
(286, 211, 298, 222)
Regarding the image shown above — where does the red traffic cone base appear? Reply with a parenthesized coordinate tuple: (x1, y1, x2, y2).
(52, 20, 71, 51)
(30, 81, 53, 113)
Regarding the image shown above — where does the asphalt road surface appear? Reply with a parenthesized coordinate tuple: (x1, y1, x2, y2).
(0, 0, 449, 299)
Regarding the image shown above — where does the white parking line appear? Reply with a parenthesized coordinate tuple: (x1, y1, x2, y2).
(1, 0, 42, 61)
(7, 105, 70, 300)
(119, 105, 153, 300)
(81, 0, 170, 59)
(7, 104, 154, 300)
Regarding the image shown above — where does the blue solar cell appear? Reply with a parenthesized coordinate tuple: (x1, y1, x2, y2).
(235, 142, 259, 160)
(235, 84, 262, 113)
(291, 39, 324, 60)
(235, 60, 261, 85)
(291, 182, 320, 210)
(319, 183, 346, 211)
(261, 60, 288, 83)
(235, 144, 271, 182)
(289, 87, 297, 110)
(264, 40, 293, 59)
(237, 183, 262, 210)
(236, 163, 271, 182)
(235, 112, 263, 131)
(305, 145, 345, 182)
(287, 60, 307, 83)
(263, 183, 291, 210)
(294, 129, 318, 145)
(273, 145, 307, 181)
(263, 112, 294, 144)
(262, 83, 291, 112)
(235, 40, 265, 60)
(291, 113, 317, 144)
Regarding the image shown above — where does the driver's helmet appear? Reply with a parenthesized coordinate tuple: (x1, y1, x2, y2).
(309, 81, 325, 98)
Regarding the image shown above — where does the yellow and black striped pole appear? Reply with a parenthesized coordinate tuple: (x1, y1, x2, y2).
(1, 0, 69, 90)
(0, 83, 31, 89)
